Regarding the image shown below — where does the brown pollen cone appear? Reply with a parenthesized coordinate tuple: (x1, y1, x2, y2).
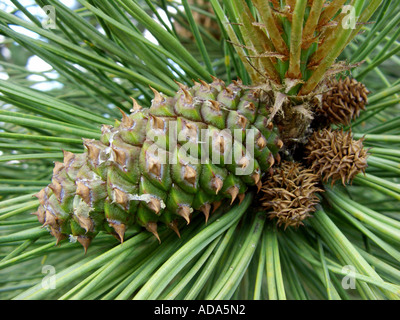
(260, 161, 323, 229)
(305, 128, 369, 185)
(317, 77, 370, 126)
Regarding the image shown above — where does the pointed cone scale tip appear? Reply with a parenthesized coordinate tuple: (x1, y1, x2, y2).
(130, 96, 142, 111)
(77, 216, 93, 234)
(31, 211, 38, 217)
(217, 136, 225, 153)
(227, 186, 239, 205)
(148, 156, 162, 176)
(238, 156, 249, 169)
(49, 227, 61, 245)
(225, 87, 233, 95)
(48, 182, 62, 199)
(232, 79, 240, 86)
(77, 236, 92, 254)
(200, 203, 211, 224)
(210, 75, 224, 85)
(117, 107, 134, 127)
(199, 79, 210, 90)
(252, 173, 261, 185)
(237, 115, 247, 129)
(113, 188, 128, 207)
(76, 182, 91, 204)
(111, 222, 126, 243)
(112, 146, 127, 167)
(257, 136, 267, 149)
(276, 139, 284, 149)
(174, 79, 187, 90)
(178, 206, 191, 225)
(33, 209, 45, 224)
(256, 180, 262, 193)
(149, 86, 163, 103)
(275, 153, 281, 165)
(146, 222, 161, 244)
(44, 210, 57, 228)
(148, 198, 161, 215)
(34, 189, 46, 205)
(169, 220, 181, 238)
(84, 141, 100, 162)
(182, 89, 193, 103)
(238, 193, 245, 205)
(174, 80, 191, 102)
(246, 102, 256, 111)
(62, 149, 75, 165)
(151, 115, 165, 130)
(212, 201, 222, 214)
(212, 177, 223, 195)
(54, 230, 67, 246)
(209, 100, 220, 111)
(184, 165, 197, 185)
(117, 107, 126, 117)
(268, 153, 275, 167)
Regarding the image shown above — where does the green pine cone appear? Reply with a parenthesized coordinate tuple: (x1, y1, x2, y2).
(33, 78, 284, 250)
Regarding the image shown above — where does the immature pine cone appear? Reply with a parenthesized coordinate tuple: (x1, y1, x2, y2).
(260, 161, 323, 228)
(317, 77, 370, 126)
(305, 128, 368, 185)
(32, 77, 284, 251)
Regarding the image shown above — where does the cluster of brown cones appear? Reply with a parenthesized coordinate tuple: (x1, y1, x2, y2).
(260, 77, 370, 227)
(260, 127, 369, 227)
